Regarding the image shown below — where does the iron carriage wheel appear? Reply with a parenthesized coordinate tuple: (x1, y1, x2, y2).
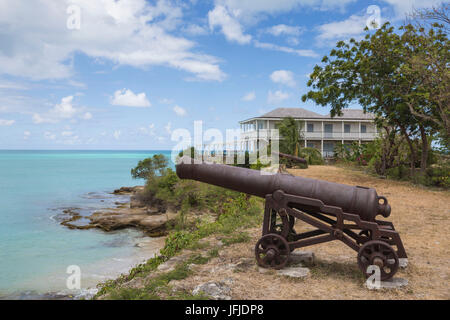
(357, 240, 399, 281)
(269, 210, 296, 251)
(255, 233, 290, 270)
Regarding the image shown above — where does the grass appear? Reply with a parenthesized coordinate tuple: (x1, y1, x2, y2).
(94, 187, 263, 300)
(221, 232, 251, 246)
(309, 259, 365, 282)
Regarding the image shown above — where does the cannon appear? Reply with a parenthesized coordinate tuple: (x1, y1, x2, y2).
(176, 157, 407, 281)
(272, 152, 307, 165)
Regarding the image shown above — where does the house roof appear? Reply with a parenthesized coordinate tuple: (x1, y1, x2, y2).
(326, 109, 375, 120)
(260, 108, 324, 119)
(240, 107, 375, 122)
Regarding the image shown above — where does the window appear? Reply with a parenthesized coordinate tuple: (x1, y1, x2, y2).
(344, 124, 350, 133)
(361, 124, 367, 133)
(307, 142, 315, 148)
(258, 121, 264, 130)
(324, 124, 333, 133)
(307, 123, 314, 132)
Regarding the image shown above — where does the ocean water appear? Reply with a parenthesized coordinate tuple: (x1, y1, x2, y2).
(0, 150, 172, 298)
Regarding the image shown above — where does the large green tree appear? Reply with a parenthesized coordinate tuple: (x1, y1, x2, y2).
(404, 5, 450, 151)
(131, 154, 169, 180)
(302, 19, 449, 176)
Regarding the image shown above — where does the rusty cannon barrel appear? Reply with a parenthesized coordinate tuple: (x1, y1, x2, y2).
(273, 152, 307, 165)
(176, 156, 391, 222)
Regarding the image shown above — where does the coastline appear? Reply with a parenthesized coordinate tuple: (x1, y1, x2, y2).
(1, 186, 170, 300)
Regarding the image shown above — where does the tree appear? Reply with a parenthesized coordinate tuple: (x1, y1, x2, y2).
(131, 154, 169, 180)
(302, 21, 449, 177)
(404, 4, 450, 151)
(277, 117, 303, 156)
(410, 4, 449, 33)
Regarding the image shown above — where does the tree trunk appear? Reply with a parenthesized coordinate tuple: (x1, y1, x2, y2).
(419, 125, 429, 173)
(397, 122, 416, 178)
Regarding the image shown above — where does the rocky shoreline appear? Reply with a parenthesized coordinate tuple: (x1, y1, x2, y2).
(2, 187, 173, 300)
(59, 186, 177, 237)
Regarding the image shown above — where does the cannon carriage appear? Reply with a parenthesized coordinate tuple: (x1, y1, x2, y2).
(176, 157, 407, 281)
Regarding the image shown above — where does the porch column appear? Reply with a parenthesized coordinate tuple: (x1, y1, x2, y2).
(359, 122, 362, 145)
(321, 121, 324, 155)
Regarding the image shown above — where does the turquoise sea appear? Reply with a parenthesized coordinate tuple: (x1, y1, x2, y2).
(0, 150, 172, 298)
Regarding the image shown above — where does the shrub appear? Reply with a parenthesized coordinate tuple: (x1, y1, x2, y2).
(300, 147, 324, 165)
(425, 164, 450, 188)
(131, 154, 169, 179)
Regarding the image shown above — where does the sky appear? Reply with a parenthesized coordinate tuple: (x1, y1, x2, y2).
(0, 0, 446, 150)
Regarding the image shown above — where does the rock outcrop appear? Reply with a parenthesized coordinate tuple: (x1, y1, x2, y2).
(192, 281, 232, 300)
(60, 186, 176, 236)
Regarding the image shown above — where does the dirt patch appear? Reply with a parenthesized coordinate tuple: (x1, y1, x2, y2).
(169, 165, 450, 300)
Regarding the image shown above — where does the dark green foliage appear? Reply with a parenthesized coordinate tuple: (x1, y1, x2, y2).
(277, 117, 303, 156)
(131, 154, 169, 179)
(425, 163, 450, 188)
(302, 19, 449, 177)
(300, 147, 324, 165)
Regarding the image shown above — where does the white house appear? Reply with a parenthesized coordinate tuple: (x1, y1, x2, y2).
(239, 107, 378, 158)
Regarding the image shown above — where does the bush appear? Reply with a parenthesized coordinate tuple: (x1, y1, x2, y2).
(131, 154, 169, 179)
(386, 165, 409, 180)
(425, 164, 450, 188)
(300, 147, 324, 165)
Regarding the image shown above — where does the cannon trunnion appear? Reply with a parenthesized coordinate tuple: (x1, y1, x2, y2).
(176, 157, 407, 281)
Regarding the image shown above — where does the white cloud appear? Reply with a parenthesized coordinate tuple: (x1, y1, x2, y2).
(380, 0, 445, 19)
(23, 131, 31, 139)
(315, 1, 443, 45)
(139, 123, 156, 136)
(316, 14, 368, 43)
(82, 112, 92, 120)
(111, 89, 151, 108)
(59, 133, 81, 145)
(267, 90, 290, 104)
(242, 91, 256, 101)
(270, 70, 296, 87)
(214, 0, 357, 16)
(253, 41, 318, 57)
(53, 96, 78, 118)
(165, 122, 172, 134)
(173, 105, 187, 117)
(0, 119, 15, 126)
(266, 24, 303, 37)
(113, 130, 121, 140)
(67, 80, 87, 89)
(0, 80, 28, 90)
(0, 0, 226, 82)
(207, 0, 358, 48)
(208, 5, 252, 44)
(207, 2, 320, 58)
(33, 95, 86, 124)
(159, 98, 174, 105)
(183, 24, 209, 36)
(61, 131, 74, 137)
